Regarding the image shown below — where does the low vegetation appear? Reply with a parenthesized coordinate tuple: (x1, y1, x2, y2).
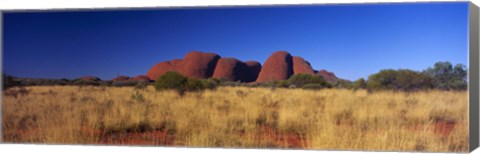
(1, 61, 469, 152)
(154, 71, 217, 95)
(3, 61, 467, 92)
(2, 86, 467, 152)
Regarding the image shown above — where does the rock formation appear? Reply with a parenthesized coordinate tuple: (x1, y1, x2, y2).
(112, 76, 130, 81)
(256, 51, 293, 82)
(292, 56, 315, 75)
(212, 58, 243, 82)
(243, 61, 262, 82)
(130, 75, 151, 81)
(316, 69, 338, 83)
(212, 58, 263, 82)
(79, 76, 101, 81)
(180, 51, 221, 79)
(145, 50, 338, 83)
(147, 60, 176, 80)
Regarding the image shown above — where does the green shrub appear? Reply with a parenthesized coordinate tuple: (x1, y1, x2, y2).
(367, 69, 433, 91)
(287, 74, 329, 88)
(154, 71, 188, 94)
(351, 78, 366, 90)
(112, 80, 139, 87)
(185, 78, 204, 92)
(100, 81, 112, 87)
(423, 61, 467, 90)
(14, 78, 70, 86)
(154, 72, 217, 95)
(275, 80, 290, 88)
(208, 78, 222, 85)
(302, 83, 326, 90)
(221, 81, 242, 87)
(332, 79, 353, 89)
(201, 79, 217, 90)
(246, 82, 261, 87)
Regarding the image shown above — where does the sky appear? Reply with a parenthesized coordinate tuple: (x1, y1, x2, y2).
(3, 2, 469, 81)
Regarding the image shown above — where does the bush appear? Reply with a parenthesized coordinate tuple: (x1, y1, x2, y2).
(3, 74, 19, 90)
(208, 78, 222, 85)
(221, 81, 242, 87)
(201, 79, 217, 90)
(332, 79, 353, 89)
(154, 71, 188, 94)
(287, 74, 329, 88)
(351, 78, 366, 90)
(154, 72, 217, 95)
(14, 78, 70, 86)
(423, 61, 467, 90)
(185, 78, 204, 92)
(100, 81, 112, 87)
(367, 69, 433, 91)
(302, 83, 325, 90)
(246, 82, 261, 87)
(275, 80, 290, 88)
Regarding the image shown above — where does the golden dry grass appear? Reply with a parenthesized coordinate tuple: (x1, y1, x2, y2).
(2, 86, 468, 152)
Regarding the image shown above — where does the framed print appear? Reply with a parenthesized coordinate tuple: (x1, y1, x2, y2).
(2, 1, 479, 153)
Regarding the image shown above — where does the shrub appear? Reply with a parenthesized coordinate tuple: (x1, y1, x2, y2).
(207, 78, 222, 85)
(367, 69, 433, 91)
(72, 79, 101, 86)
(221, 81, 242, 87)
(423, 61, 467, 90)
(302, 83, 326, 90)
(333, 79, 353, 89)
(100, 81, 112, 87)
(14, 78, 70, 86)
(3, 74, 19, 90)
(112, 80, 139, 87)
(154, 71, 188, 94)
(288, 84, 297, 88)
(275, 80, 290, 88)
(246, 82, 261, 87)
(287, 74, 329, 88)
(185, 78, 204, 92)
(154, 72, 217, 95)
(201, 79, 217, 90)
(351, 78, 367, 90)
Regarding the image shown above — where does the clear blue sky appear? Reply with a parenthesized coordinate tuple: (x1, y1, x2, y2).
(3, 2, 469, 81)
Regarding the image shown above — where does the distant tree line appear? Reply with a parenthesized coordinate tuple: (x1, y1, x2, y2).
(357, 61, 467, 91)
(3, 61, 468, 92)
(1, 74, 151, 90)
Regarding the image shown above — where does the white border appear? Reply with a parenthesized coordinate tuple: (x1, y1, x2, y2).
(0, 0, 478, 154)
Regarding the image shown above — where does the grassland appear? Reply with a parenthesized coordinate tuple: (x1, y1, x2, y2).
(2, 86, 468, 152)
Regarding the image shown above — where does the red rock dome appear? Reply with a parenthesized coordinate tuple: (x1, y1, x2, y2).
(316, 69, 339, 83)
(292, 56, 315, 75)
(243, 61, 262, 82)
(112, 76, 130, 81)
(212, 58, 243, 81)
(146, 61, 175, 80)
(180, 51, 220, 79)
(256, 51, 293, 82)
(79, 76, 101, 81)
